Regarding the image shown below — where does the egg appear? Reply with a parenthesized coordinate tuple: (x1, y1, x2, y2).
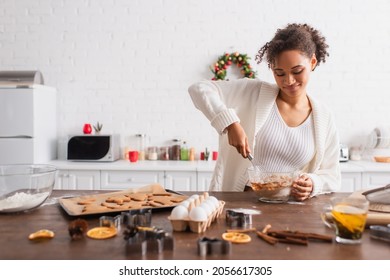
(188, 200, 196, 211)
(179, 200, 190, 209)
(190, 194, 199, 200)
(190, 194, 200, 206)
(170, 205, 189, 220)
(203, 199, 216, 212)
(199, 202, 212, 216)
(189, 206, 208, 221)
(206, 196, 219, 208)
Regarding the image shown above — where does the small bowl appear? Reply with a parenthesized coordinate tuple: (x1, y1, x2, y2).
(247, 167, 297, 203)
(0, 164, 57, 213)
(374, 156, 390, 163)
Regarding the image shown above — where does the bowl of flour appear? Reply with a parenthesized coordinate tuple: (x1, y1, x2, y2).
(0, 164, 57, 213)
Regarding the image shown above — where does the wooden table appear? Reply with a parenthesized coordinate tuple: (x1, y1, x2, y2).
(0, 190, 388, 260)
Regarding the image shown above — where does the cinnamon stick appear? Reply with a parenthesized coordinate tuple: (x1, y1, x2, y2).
(268, 230, 307, 240)
(257, 231, 308, 245)
(279, 237, 308, 246)
(262, 224, 272, 234)
(256, 224, 333, 246)
(299, 232, 333, 242)
(256, 231, 278, 245)
(267, 230, 332, 243)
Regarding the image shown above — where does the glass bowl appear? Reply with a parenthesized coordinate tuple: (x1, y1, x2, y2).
(0, 164, 57, 213)
(247, 167, 297, 203)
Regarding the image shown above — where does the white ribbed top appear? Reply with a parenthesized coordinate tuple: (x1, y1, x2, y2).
(254, 103, 315, 172)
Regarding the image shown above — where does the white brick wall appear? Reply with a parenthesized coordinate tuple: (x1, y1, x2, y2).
(1, 0, 390, 157)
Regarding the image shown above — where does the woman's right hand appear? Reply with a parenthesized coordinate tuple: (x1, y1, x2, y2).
(226, 122, 251, 158)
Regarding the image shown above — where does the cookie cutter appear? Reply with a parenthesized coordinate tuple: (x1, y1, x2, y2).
(124, 226, 174, 255)
(369, 225, 390, 243)
(99, 215, 122, 230)
(197, 237, 231, 257)
(122, 209, 152, 227)
(225, 208, 261, 228)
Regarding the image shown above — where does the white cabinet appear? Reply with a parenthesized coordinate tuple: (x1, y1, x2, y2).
(197, 171, 213, 192)
(164, 171, 197, 192)
(51, 160, 390, 192)
(362, 172, 390, 190)
(55, 170, 68, 189)
(340, 172, 362, 192)
(100, 170, 165, 190)
(55, 170, 100, 190)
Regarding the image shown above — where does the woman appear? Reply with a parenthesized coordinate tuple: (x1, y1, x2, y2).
(188, 23, 341, 201)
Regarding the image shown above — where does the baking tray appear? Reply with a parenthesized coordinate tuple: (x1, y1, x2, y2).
(58, 184, 188, 216)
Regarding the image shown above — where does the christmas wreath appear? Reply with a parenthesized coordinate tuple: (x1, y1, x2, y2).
(211, 52, 256, 80)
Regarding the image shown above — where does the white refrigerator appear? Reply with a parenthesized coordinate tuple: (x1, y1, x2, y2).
(0, 85, 57, 164)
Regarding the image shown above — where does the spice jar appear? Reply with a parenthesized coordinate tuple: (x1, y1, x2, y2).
(189, 147, 195, 161)
(180, 141, 189, 161)
(148, 146, 158, 160)
(124, 146, 131, 160)
(136, 134, 147, 160)
(160, 147, 170, 160)
(171, 139, 181, 160)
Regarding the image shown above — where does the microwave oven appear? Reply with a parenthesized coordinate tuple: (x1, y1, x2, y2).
(67, 134, 120, 162)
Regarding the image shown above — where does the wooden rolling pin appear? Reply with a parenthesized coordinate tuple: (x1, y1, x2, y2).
(365, 212, 390, 225)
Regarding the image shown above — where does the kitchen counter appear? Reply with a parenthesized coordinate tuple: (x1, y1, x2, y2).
(351, 160, 390, 172)
(50, 159, 369, 172)
(0, 190, 388, 260)
(50, 159, 217, 172)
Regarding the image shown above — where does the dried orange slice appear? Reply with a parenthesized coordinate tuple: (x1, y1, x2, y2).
(28, 229, 55, 240)
(222, 232, 251, 243)
(87, 226, 117, 240)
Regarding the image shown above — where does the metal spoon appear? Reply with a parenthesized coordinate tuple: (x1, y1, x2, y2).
(247, 153, 258, 171)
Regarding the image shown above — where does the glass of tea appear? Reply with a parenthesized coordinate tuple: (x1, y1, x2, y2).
(321, 196, 369, 244)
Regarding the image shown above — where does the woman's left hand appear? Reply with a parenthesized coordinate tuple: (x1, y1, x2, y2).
(291, 174, 313, 201)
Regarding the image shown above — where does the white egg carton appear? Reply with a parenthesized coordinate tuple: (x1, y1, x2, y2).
(168, 192, 225, 233)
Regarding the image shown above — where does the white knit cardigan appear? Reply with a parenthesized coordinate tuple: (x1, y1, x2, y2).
(188, 78, 341, 194)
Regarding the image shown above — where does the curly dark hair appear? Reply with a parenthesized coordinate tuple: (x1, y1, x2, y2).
(255, 23, 329, 69)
